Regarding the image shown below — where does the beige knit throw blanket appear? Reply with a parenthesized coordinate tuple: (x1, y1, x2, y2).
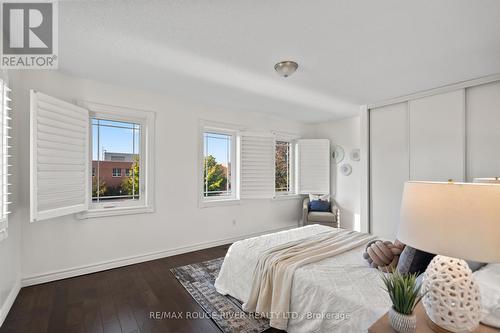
(242, 229, 375, 330)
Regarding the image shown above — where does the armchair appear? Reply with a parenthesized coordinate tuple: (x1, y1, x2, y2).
(302, 197, 340, 228)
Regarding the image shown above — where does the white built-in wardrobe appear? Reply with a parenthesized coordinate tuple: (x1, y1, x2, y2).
(369, 78, 500, 238)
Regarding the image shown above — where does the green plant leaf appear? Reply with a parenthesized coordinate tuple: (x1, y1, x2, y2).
(380, 271, 421, 315)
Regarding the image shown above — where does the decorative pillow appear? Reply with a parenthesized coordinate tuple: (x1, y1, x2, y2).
(473, 263, 500, 328)
(309, 200, 330, 212)
(396, 245, 435, 275)
(362, 239, 405, 273)
(415, 273, 425, 289)
(467, 260, 486, 272)
(309, 193, 330, 202)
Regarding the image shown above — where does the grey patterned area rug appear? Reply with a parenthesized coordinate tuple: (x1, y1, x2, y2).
(171, 257, 270, 333)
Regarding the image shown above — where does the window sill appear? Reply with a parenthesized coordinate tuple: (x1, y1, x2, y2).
(199, 199, 240, 208)
(76, 206, 154, 219)
(272, 194, 302, 201)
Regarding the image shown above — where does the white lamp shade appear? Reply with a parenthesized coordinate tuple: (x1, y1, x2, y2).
(398, 181, 500, 263)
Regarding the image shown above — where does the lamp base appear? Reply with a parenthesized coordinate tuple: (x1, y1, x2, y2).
(421, 255, 481, 333)
(427, 317, 455, 333)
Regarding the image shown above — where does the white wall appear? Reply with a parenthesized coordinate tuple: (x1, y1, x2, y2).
(10, 70, 306, 284)
(305, 116, 361, 231)
(0, 71, 21, 326)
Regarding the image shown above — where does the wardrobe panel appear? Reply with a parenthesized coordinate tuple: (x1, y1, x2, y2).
(370, 102, 409, 238)
(409, 90, 465, 182)
(466, 81, 500, 181)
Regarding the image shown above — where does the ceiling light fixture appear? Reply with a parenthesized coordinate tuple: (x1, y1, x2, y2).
(274, 61, 298, 78)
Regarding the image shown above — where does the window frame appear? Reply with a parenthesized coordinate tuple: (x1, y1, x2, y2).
(199, 121, 240, 208)
(273, 133, 300, 199)
(78, 101, 155, 219)
(111, 168, 122, 177)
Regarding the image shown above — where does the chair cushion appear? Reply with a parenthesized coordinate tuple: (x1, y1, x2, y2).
(309, 194, 330, 202)
(308, 211, 336, 223)
(309, 200, 331, 212)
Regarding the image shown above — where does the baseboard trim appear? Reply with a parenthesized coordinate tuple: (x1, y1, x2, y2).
(0, 280, 21, 328)
(21, 225, 296, 287)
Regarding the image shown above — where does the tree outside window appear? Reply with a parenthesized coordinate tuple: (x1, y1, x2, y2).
(275, 141, 291, 193)
(203, 132, 232, 197)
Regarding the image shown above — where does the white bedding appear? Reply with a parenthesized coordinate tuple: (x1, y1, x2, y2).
(214, 225, 392, 332)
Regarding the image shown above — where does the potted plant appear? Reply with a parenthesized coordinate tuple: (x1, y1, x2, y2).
(381, 272, 423, 333)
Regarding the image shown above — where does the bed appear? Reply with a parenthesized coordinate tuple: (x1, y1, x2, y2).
(214, 225, 392, 333)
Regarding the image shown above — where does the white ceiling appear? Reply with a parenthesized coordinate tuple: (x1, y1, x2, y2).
(59, 0, 500, 122)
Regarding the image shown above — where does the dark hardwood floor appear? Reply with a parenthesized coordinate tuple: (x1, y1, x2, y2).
(1, 244, 282, 333)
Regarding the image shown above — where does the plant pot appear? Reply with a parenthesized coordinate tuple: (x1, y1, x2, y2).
(388, 307, 417, 333)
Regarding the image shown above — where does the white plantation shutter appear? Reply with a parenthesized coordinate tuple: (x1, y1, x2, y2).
(297, 139, 330, 194)
(240, 132, 275, 199)
(30, 91, 90, 222)
(0, 81, 11, 241)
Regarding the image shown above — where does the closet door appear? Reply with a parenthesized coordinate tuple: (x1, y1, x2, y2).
(370, 102, 409, 238)
(466, 81, 500, 181)
(409, 90, 465, 182)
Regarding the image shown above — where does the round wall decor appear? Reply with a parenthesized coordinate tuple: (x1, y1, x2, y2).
(332, 144, 345, 164)
(350, 148, 360, 161)
(340, 163, 352, 176)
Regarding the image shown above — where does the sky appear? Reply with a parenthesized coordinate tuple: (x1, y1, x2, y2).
(92, 119, 231, 165)
(204, 132, 230, 166)
(92, 118, 140, 160)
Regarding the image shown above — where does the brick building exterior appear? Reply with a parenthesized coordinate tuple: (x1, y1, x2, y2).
(92, 152, 138, 188)
(92, 161, 134, 188)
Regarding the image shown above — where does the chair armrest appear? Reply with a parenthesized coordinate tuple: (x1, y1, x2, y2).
(330, 204, 341, 226)
(302, 198, 310, 225)
(303, 197, 310, 210)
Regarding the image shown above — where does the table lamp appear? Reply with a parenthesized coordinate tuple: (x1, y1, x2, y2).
(398, 181, 500, 333)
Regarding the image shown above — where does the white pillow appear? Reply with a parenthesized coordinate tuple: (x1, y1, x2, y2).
(309, 194, 330, 202)
(473, 263, 500, 328)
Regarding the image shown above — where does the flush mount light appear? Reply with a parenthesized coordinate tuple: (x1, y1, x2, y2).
(274, 61, 298, 77)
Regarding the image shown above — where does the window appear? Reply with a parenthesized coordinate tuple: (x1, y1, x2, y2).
(275, 140, 292, 193)
(202, 128, 237, 202)
(0, 81, 10, 241)
(112, 168, 122, 177)
(86, 102, 155, 217)
(92, 118, 140, 205)
(31, 92, 155, 221)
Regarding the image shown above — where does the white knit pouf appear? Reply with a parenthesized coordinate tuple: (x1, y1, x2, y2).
(421, 255, 481, 333)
